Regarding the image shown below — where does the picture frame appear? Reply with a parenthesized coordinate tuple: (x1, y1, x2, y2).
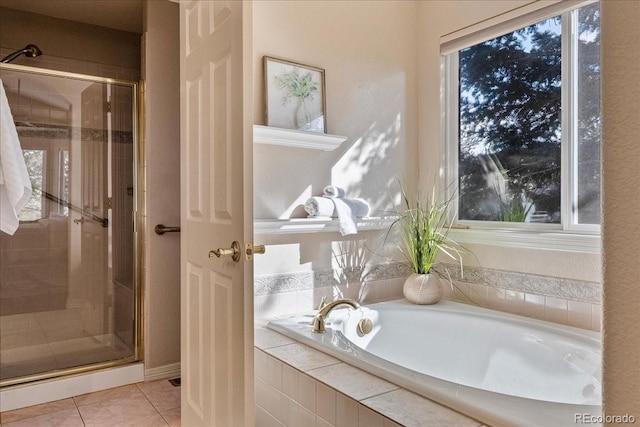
(264, 56, 326, 133)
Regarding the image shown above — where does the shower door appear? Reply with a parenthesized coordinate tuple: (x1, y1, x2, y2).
(0, 65, 140, 386)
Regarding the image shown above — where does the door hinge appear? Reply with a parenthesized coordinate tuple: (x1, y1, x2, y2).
(106, 101, 112, 113)
(107, 197, 113, 209)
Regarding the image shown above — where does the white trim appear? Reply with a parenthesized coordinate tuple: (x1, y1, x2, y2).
(144, 362, 181, 382)
(253, 125, 347, 151)
(449, 228, 601, 253)
(561, 11, 574, 231)
(0, 363, 144, 412)
(254, 217, 396, 235)
(440, 0, 597, 54)
(443, 53, 459, 215)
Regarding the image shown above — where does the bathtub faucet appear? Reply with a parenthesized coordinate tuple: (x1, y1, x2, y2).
(312, 298, 360, 333)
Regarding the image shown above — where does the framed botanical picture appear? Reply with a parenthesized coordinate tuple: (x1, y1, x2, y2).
(264, 56, 326, 133)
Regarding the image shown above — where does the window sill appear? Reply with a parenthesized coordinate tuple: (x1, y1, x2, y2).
(448, 227, 601, 254)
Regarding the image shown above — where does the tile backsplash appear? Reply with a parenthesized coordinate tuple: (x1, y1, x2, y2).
(254, 262, 602, 331)
(434, 263, 602, 331)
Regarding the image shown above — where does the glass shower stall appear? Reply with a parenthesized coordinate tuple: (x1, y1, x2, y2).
(0, 63, 141, 387)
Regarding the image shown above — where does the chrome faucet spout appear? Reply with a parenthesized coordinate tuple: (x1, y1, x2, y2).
(312, 298, 360, 333)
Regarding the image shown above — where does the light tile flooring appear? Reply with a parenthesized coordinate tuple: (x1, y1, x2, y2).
(0, 380, 180, 427)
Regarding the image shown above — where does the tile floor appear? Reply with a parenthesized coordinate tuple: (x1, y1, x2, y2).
(0, 308, 132, 381)
(0, 379, 180, 427)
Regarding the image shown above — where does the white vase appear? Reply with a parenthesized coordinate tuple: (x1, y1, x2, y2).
(403, 273, 442, 305)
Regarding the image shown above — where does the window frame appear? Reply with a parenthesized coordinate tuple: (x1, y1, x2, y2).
(442, 3, 601, 253)
(18, 148, 48, 222)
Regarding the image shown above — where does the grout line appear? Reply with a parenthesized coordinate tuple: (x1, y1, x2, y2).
(74, 402, 87, 427)
(255, 341, 298, 351)
(356, 387, 400, 403)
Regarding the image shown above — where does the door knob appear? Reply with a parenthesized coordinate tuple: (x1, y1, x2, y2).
(209, 241, 241, 263)
(245, 243, 266, 261)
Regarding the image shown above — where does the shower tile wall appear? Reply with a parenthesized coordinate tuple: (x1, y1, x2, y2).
(0, 219, 68, 316)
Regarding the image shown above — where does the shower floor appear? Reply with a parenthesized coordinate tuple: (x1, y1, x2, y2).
(0, 308, 133, 382)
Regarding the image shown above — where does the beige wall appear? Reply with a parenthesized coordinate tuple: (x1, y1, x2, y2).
(142, 0, 181, 372)
(253, 1, 419, 277)
(0, 7, 139, 70)
(601, 0, 640, 419)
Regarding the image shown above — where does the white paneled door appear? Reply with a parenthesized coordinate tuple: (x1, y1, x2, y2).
(179, 1, 254, 426)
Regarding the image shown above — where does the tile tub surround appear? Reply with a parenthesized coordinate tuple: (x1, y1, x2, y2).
(254, 327, 482, 427)
(255, 262, 414, 296)
(255, 262, 602, 331)
(433, 264, 602, 332)
(255, 262, 412, 321)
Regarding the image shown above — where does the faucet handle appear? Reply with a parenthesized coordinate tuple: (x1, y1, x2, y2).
(317, 296, 328, 311)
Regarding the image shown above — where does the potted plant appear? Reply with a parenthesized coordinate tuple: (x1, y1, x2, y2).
(388, 184, 467, 304)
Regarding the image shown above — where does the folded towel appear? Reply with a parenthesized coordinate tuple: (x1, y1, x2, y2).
(0, 78, 32, 236)
(304, 197, 335, 217)
(322, 185, 345, 198)
(330, 197, 371, 236)
(304, 193, 371, 235)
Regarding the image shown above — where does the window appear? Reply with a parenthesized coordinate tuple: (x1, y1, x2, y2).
(445, 2, 600, 234)
(18, 149, 46, 221)
(57, 150, 70, 216)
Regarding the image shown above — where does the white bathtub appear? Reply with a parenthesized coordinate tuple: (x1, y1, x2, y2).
(268, 299, 601, 427)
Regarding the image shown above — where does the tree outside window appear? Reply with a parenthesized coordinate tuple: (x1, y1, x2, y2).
(457, 3, 600, 225)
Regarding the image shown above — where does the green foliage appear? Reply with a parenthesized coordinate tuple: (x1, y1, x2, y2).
(390, 184, 465, 275)
(497, 192, 533, 222)
(274, 68, 318, 105)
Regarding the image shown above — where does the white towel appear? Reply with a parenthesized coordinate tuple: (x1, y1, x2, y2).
(329, 197, 371, 236)
(304, 197, 335, 217)
(0, 78, 32, 235)
(322, 185, 345, 198)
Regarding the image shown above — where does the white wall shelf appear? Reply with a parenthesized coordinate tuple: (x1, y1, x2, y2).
(253, 125, 347, 151)
(254, 217, 397, 235)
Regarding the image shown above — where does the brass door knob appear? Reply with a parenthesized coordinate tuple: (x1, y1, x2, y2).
(209, 241, 241, 263)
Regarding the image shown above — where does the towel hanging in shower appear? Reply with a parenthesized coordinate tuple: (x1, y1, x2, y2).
(0, 78, 32, 235)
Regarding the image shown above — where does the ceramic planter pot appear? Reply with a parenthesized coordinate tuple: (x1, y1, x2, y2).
(403, 273, 442, 305)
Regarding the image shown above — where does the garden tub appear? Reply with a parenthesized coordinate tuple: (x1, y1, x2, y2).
(268, 299, 601, 427)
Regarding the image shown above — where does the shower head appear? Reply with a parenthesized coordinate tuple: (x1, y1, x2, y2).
(23, 44, 42, 58)
(1, 44, 43, 64)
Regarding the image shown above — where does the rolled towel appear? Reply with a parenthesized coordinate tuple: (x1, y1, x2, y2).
(322, 185, 345, 198)
(304, 197, 336, 217)
(330, 197, 371, 236)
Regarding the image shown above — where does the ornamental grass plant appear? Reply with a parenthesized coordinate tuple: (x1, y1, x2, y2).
(388, 183, 467, 275)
